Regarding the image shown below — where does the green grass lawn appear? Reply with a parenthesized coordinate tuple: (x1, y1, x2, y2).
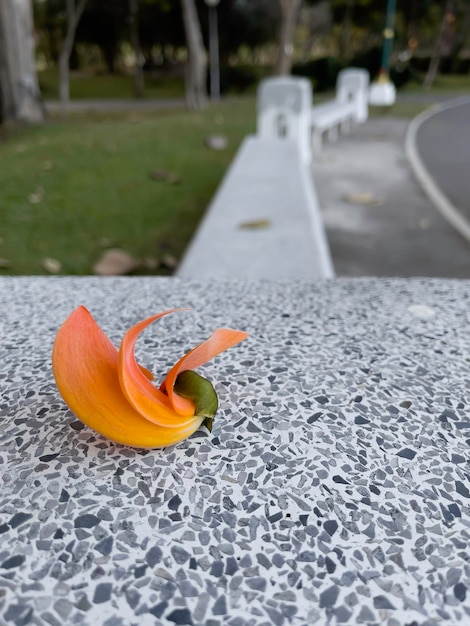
(401, 73, 470, 94)
(0, 100, 255, 275)
(38, 68, 185, 100)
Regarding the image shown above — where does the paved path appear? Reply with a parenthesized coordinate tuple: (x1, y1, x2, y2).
(414, 98, 470, 226)
(314, 117, 470, 277)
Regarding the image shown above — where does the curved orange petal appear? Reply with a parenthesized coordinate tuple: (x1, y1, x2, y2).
(118, 309, 199, 426)
(52, 306, 203, 448)
(161, 328, 249, 416)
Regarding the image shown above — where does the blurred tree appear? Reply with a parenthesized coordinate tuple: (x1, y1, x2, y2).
(338, 0, 354, 60)
(180, 0, 207, 110)
(448, 0, 470, 71)
(275, 0, 302, 74)
(76, 0, 128, 72)
(129, 0, 144, 96)
(139, 0, 185, 66)
(59, 0, 87, 112)
(213, 0, 279, 63)
(424, 0, 455, 87)
(0, 0, 44, 123)
(300, 0, 332, 61)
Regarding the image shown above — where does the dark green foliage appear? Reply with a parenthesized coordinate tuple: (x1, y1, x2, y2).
(292, 57, 342, 92)
(410, 56, 470, 76)
(76, 0, 129, 73)
(218, 65, 265, 94)
(349, 46, 382, 80)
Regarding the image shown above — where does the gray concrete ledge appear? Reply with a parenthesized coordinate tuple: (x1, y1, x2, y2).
(1, 276, 470, 625)
(178, 136, 334, 280)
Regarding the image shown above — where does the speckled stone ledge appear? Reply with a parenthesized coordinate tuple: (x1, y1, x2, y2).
(1, 276, 470, 626)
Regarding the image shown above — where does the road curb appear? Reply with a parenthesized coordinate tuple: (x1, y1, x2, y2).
(406, 96, 470, 244)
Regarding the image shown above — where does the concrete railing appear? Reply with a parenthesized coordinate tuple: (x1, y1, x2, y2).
(311, 68, 370, 152)
(178, 136, 334, 280)
(178, 77, 334, 280)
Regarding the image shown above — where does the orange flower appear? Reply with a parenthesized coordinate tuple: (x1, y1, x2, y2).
(52, 306, 248, 448)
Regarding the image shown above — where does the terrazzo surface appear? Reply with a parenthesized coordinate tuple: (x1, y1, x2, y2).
(1, 276, 470, 626)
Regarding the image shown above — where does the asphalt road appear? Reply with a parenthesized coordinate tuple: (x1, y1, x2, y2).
(416, 98, 470, 224)
(314, 117, 470, 278)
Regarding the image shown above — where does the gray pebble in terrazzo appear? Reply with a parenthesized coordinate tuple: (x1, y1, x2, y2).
(167, 607, 194, 624)
(1, 277, 470, 626)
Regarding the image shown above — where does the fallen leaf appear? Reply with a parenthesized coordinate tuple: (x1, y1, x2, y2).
(15, 144, 27, 153)
(143, 257, 159, 271)
(343, 192, 384, 207)
(239, 219, 271, 230)
(99, 237, 120, 248)
(160, 253, 178, 271)
(149, 168, 181, 185)
(43, 257, 62, 274)
(94, 248, 139, 276)
(0, 258, 11, 268)
(205, 135, 228, 151)
(41, 161, 54, 171)
(28, 186, 44, 204)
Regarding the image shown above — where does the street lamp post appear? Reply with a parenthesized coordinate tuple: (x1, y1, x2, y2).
(204, 0, 221, 101)
(369, 0, 397, 106)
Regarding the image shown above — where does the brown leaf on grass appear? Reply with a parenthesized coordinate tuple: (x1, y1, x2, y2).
(41, 161, 54, 171)
(149, 168, 181, 185)
(0, 258, 11, 269)
(143, 257, 159, 271)
(159, 253, 178, 271)
(42, 258, 62, 274)
(94, 248, 139, 276)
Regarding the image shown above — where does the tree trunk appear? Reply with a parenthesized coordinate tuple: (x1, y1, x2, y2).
(129, 0, 144, 98)
(0, 0, 44, 124)
(180, 0, 207, 111)
(300, 1, 332, 62)
(449, 5, 470, 73)
(423, 0, 454, 89)
(339, 0, 355, 61)
(59, 0, 87, 116)
(275, 0, 302, 76)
